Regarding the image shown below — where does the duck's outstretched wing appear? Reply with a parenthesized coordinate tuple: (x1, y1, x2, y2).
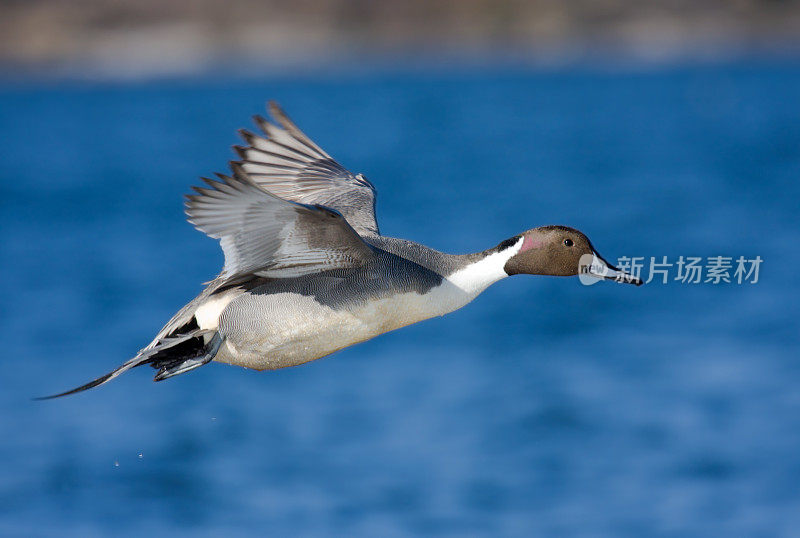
(186, 163, 375, 280)
(234, 102, 380, 237)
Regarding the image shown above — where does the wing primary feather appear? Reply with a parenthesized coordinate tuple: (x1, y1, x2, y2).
(233, 145, 248, 159)
(253, 114, 323, 160)
(267, 101, 330, 157)
(239, 140, 310, 162)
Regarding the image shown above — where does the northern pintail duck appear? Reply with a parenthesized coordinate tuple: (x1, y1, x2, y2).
(42, 103, 641, 398)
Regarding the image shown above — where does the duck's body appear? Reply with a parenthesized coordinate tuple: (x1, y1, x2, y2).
(171, 235, 519, 372)
(42, 103, 640, 399)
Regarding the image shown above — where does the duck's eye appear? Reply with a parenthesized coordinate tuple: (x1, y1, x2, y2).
(563, 238, 574, 247)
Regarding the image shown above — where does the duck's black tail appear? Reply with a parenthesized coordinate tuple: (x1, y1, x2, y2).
(36, 328, 223, 400)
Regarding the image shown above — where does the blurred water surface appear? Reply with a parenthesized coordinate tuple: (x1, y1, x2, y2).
(1, 60, 799, 537)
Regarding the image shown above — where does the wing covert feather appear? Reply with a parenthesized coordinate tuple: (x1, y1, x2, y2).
(185, 164, 375, 280)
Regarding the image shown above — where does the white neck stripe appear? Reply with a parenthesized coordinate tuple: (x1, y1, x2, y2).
(446, 236, 524, 296)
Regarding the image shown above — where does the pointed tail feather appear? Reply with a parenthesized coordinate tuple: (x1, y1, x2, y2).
(36, 329, 219, 400)
(34, 354, 149, 400)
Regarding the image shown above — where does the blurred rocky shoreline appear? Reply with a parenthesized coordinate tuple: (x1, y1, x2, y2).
(2, 0, 799, 78)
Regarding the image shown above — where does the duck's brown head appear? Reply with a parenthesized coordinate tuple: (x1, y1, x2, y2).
(503, 225, 642, 285)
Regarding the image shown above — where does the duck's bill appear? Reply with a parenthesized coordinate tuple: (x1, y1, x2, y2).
(578, 253, 643, 286)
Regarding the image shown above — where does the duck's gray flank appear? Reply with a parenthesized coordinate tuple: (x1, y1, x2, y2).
(212, 234, 527, 312)
(39, 101, 641, 399)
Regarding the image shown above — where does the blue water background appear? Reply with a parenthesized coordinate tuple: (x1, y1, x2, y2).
(1, 60, 799, 536)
